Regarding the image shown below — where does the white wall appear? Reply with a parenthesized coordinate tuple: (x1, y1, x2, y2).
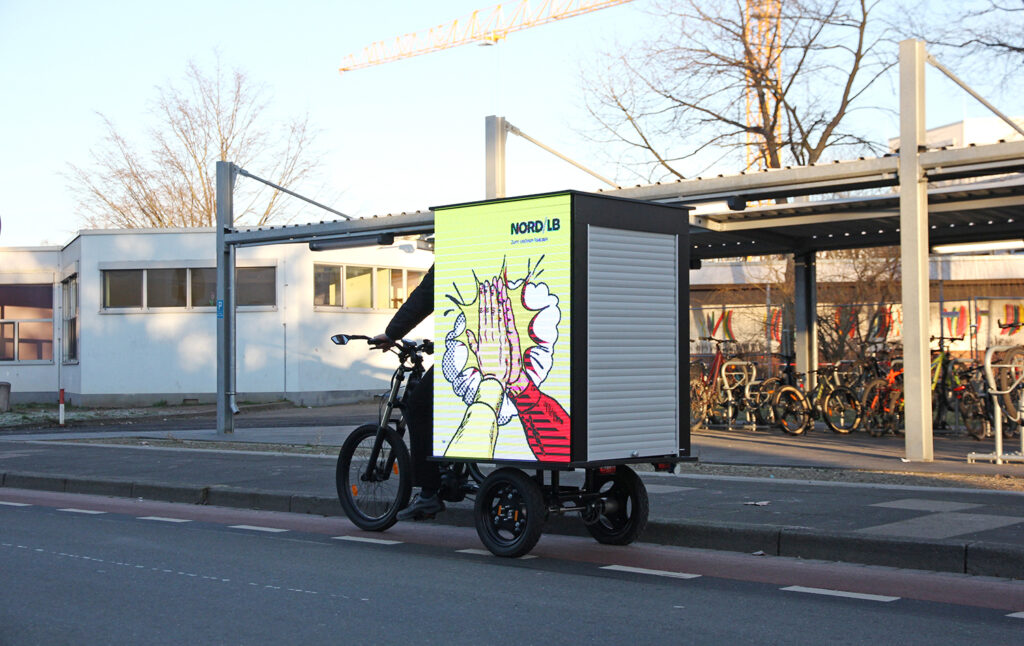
(0, 247, 61, 400)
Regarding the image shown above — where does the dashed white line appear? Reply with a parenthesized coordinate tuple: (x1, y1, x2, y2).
(781, 586, 899, 602)
(456, 548, 537, 559)
(332, 536, 403, 545)
(138, 516, 192, 523)
(0, 501, 31, 507)
(600, 565, 701, 579)
(1008, 611, 1024, 619)
(58, 508, 106, 515)
(228, 525, 288, 533)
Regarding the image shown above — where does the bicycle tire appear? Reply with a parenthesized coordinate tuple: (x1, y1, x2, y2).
(583, 466, 649, 546)
(689, 381, 708, 431)
(336, 423, 412, 532)
(996, 346, 1024, 423)
(885, 387, 905, 435)
(773, 385, 810, 435)
(958, 388, 988, 441)
(823, 385, 860, 434)
(474, 468, 545, 558)
(754, 377, 783, 425)
(860, 377, 889, 437)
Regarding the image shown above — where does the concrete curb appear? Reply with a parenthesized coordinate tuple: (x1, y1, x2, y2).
(3, 470, 1023, 579)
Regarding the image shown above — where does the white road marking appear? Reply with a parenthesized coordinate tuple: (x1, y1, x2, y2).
(138, 516, 192, 523)
(600, 565, 701, 579)
(1007, 611, 1024, 619)
(228, 525, 288, 533)
(782, 586, 899, 602)
(456, 548, 537, 559)
(0, 501, 31, 507)
(332, 536, 403, 545)
(58, 508, 106, 515)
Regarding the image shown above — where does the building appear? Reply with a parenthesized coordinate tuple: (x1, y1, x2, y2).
(0, 228, 434, 406)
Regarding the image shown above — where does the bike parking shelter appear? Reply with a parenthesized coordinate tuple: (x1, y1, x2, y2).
(217, 40, 1024, 464)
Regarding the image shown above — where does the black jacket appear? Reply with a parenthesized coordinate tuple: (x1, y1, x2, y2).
(385, 264, 434, 341)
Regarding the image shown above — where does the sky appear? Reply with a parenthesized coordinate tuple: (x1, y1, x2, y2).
(0, 0, 1018, 248)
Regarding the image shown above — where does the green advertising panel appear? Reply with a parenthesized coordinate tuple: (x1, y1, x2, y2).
(434, 194, 572, 463)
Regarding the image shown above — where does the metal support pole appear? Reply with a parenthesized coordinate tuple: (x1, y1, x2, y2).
(216, 161, 236, 435)
(485, 115, 507, 199)
(793, 252, 818, 389)
(899, 39, 932, 461)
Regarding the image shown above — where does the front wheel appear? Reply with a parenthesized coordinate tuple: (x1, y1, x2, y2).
(823, 386, 860, 434)
(474, 468, 545, 558)
(773, 386, 810, 435)
(959, 388, 988, 440)
(336, 423, 412, 532)
(860, 378, 889, 437)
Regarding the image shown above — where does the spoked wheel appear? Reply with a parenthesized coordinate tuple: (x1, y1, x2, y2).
(754, 377, 782, 425)
(823, 386, 861, 434)
(474, 468, 545, 558)
(583, 466, 649, 546)
(689, 381, 708, 432)
(860, 378, 889, 437)
(958, 388, 988, 440)
(996, 346, 1024, 422)
(336, 423, 411, 532)
(773, 385, 810, 435)
(885, 388, 905, 436)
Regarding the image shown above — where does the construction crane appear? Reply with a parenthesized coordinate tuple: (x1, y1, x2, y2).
(744, 0, 782, 171)
(339, 0, 634, 73)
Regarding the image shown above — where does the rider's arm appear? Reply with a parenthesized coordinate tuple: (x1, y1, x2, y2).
(384, 264, 434, 342)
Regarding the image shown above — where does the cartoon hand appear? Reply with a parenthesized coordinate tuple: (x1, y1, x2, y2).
(466, 277, 530, 397)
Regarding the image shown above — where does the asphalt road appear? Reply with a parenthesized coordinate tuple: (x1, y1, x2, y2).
(2, 490, 1022, 645)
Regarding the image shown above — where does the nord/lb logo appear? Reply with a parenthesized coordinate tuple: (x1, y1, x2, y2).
(511, 219, 560, 235)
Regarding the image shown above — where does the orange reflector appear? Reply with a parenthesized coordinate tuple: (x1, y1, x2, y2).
(393, 463, 399, 475)
(351, 485, 358, 497)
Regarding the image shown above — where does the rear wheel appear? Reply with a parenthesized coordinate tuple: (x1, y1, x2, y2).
(584, 466, 649, 546)
(689, 381, 708, 431)
(959, 388, 988, 440)
(336, 423, 411, 531)
(823, 386, 860, 433)
(773, 386, 810, 435)
(754, 377, 782, 425)
(860, 378, 889, 437)
(997, 346, 1024, 424)
(885, 387, 905, 435)
(474, 468, 545, 558)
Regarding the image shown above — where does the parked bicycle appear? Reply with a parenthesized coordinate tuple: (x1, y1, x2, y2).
(930, 335, 986, 440)
(689, 337, 757, 430)
(331, 333, 482, 531)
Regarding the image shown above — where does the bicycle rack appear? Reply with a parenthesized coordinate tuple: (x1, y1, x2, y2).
(720, 360, 758, 431)
(968, 345, 1024, 465)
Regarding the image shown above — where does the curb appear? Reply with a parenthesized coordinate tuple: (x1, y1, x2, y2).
(3, 470, 1022, 579)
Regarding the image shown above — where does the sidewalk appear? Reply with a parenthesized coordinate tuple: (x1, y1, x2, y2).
(2, 404, 1023, 578)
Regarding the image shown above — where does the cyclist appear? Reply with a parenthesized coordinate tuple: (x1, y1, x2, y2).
(371, 264, 444, 520)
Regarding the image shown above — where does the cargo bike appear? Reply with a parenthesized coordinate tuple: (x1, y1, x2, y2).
(334, 191, 691, 558)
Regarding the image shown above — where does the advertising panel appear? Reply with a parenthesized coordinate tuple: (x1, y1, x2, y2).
(434, 194, 572, 463)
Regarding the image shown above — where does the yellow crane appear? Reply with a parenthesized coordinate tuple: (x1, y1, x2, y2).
(339, 0, 635, 73)
(744, 0, 782, 171)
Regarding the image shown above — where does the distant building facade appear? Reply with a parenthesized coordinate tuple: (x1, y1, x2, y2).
(0, 228, 433, 406)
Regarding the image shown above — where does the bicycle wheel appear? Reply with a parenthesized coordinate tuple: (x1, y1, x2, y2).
(754, 377, 782, 425)
(336, 423, 412, 532)
(885, 387, 905, 435)
(474, 468, 545, 558)
(997, 346, 1024, 423)
(773, 385, 810, 435)
(689, 381, 708, 432)
(823, 386, 860, 434)
(860, 378, 889, 437)
(958, 388, 988, 441)
(583, 466, 649, 546)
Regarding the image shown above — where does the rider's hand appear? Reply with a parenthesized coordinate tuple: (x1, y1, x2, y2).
(370, 333, 395, 351)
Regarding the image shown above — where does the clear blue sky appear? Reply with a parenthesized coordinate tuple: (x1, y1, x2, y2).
(0, 0, 1015, 247)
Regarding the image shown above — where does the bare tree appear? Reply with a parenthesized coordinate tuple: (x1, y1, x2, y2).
(584, 0, 896, 181)
(69, 57, 321, 229)
(912, 1, 1024, 86)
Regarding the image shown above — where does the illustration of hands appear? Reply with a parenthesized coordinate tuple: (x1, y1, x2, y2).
(465, 276, 531, 398)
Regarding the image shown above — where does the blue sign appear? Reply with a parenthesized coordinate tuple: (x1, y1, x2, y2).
(217, 299, 224, 319)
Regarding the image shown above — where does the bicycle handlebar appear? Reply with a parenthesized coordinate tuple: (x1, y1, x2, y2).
(331, 333, 433, 356)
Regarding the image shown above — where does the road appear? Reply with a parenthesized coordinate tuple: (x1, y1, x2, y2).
(2, 489, 1022, 645)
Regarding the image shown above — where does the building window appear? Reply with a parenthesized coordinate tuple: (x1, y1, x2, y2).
(313, 264, 425, 310)
(236, 267, 276, 306)
(101, 267, 275, 310)
(147, 268, 187, 308)
(191, 268, 218, 308)
(62, 276, 78, 362)
(0, 284, 53, 362)
(103, 269, 143, 308)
